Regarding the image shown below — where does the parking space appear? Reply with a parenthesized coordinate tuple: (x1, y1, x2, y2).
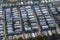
(5, 8, 14, 35)
(12, 7, 22, 35)
(0, 6, 5, 39)
(0, 2, 60, 40)
(39, 4, 57, 35)
(25, 6, 39, 32)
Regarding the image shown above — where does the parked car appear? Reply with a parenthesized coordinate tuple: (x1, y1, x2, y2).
(57, 7, 60, 12)
(41, 25, 48, 29)
(47, 30, 52, 35)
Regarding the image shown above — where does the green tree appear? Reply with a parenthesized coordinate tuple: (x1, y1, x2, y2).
(27, 37, 33, 40)
(43, 35, 47, 40)
(51, 33, 57, 40)
(18, 37, 23, 40)
(36, 35, 43, 40)
(13, 38, 17, 40)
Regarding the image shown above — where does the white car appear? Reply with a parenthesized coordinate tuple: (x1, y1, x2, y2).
(56, 29, 60, 34)
(45, 15, 51, 19)
(50, 8, 56, 12)
(46, 18, 52, 21)
(0, 28, 3, 30)
(22, 16, 27, 19)
(12, 8, 17, 12)
(0, 25, 3, 28)
(25, 27, 31, 31)
(34, 7, 39, 10)
(23, 18, 28, 21)
(15, 26, 21, 28)
(30, 1, 33, 4)
(36, 11, 41, 13)
(41, 0, 45, 3)
(39, 16, 44, 19)
(53, 11, 58, 14)
(21, 2, 24, 5)
(42, 25, 48, 29)
(47, 30, 52, 35)
(15, 29, 22, 32)
(25, 6, 31, 9)
(7, 28, 13, 30)
(28, 13, 33, 15)
(31, 33, 35, 37)
(24, 22, 28, 25)
(39, 19, 45, 22)
(40, 22, 46, 25)
(57, 7, 60, 11)
(30, 18, 35, 21)
(0, 6, 2, 11)
(49, 23, 55, 27)
(51, 30, 56, 33)
(29, 15, 35, 18)
(26, 9, 32, 11)
(47, 20, 53, 24)
(15, 21, 20, 24)
(25, 34, 30, 38)
(0, 11, 3, 13)
(31, 23, 37, 26)
(6, 8, 11, 12)
(33, 1, 39, 4)
(22, 14, 27, 17)
(8, 30, 13, 34)
(32, 26, 38, 29)
(43, 31, 48, 36)
(24, 25, 29, 27)
(27, 1, 32, 4)
(37, 13, 43, 16)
